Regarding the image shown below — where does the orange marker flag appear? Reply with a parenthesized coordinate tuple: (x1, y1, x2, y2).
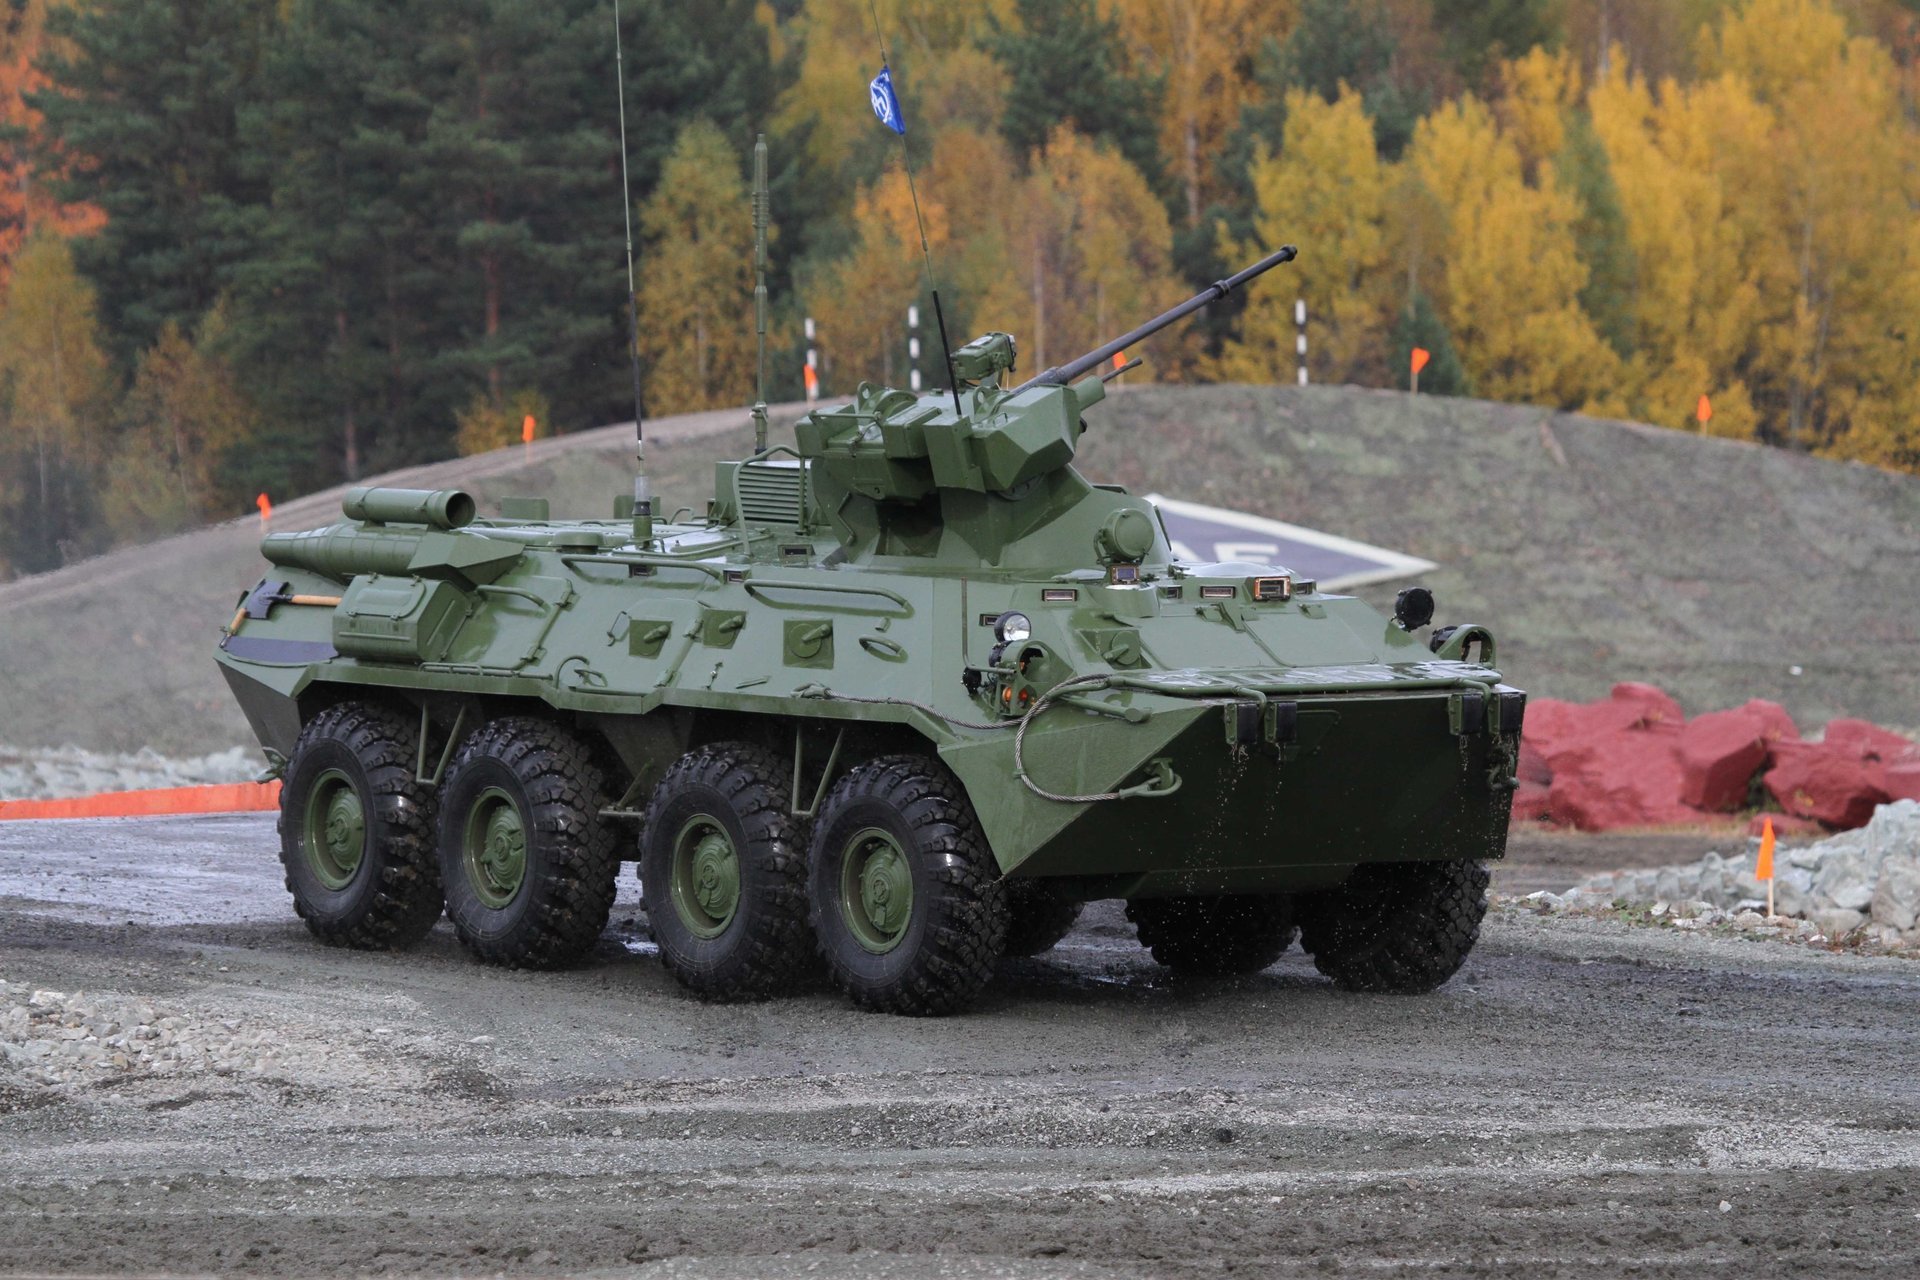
(1696, 394, 1713, 425)
(521, 414, 537, 445)
(802, 363, 819, 400)
(256, 493, 272, 528)
(1756, 816, 1777, 917)
(1411, 347, 1431, 375)
(1112, 351, 1126, 371)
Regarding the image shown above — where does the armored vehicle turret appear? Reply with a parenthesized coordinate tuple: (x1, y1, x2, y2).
(216, 242, 1522, 1015)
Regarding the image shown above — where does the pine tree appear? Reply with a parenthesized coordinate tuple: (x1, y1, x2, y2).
(1432, 0, 1566, 88)
(30, 0, 276, 362)
(988, 0, 1167, 193)
(1389, 289, 1469, 396)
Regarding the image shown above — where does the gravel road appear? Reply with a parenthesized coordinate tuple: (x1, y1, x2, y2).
(3, 815, 1917, 1277)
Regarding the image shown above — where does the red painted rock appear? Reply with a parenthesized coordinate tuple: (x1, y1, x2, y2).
(1546, 724, 1696, 831)
(1736, 699, 1799, 745)
(1822, 718, 1919, 765)
(1547, 684, 1687, 743)
(1521, 698, 1585, 760)
(1885, 761, 1920, 804)
(1511, 780, 1552, 824)
(1763, 740, 1892, 830)
(1746, 811, 1823, 838)
(1676, 708, 1772, 812)
(1608, 682, 1685, 727)
(1518, 738, 1552, 785)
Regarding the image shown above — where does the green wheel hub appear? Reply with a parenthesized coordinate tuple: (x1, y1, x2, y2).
(840, 827, 914, 954)
(302, 768, 366, 891)
(669, 817, 741, 939)
(461, 786, 528, 909)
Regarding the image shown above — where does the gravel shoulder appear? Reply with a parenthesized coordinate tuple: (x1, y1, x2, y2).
(3, 815, 1918, 1278)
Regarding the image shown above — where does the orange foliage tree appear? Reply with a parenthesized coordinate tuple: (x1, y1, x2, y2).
(0, 0, 102, 290)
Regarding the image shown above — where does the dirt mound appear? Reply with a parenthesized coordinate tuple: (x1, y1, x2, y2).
(4, 385, 1918, 755)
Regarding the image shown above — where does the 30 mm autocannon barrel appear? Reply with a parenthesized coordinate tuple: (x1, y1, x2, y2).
(1012, 245, 1298, 394)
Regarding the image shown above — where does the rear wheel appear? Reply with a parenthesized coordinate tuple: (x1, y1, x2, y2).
(640, 742, 813, 1001)
(1296, 859, 1488, 994)
(808, 755, 1006, 1016)
(1002, 882, 1083, 957)
(278, 702, 442, 948)
(1126, 895, 1296, 975)
(438, 717, 620, 969)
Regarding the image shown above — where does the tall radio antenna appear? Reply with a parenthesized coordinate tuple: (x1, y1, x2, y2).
(865, 1, 962, 416)
(750, 134, 770, 454)
(614, 0, 652, 544)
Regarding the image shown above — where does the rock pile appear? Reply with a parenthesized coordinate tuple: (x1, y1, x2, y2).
(0, 981, 298, 1089)
(1516, 684, 1918, 833)
(0, 744, 258, 803)
(1547, 800, 1920, 948)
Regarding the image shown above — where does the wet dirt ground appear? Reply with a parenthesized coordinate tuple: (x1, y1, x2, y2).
(2, 815, 1917, 1277)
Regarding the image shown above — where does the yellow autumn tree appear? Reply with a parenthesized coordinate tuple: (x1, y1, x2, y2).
(635, 121, 757, 415)
(766, 0, 1011, 182)
(1695, 0, 1920, 459)
(1214, 85, 1391, 386)
(1106, 0, 1297, 225)
(804, 166, 948, 390)
(967, 129, 1187, 378)
(1496, 46, 1579, 178)
(1586, 56, 1764, 438)
(103, 302, 263, 540)
(0, 229, 111, 513)
(454, 387, 552, 458)
(1405, 95, 1620, 409)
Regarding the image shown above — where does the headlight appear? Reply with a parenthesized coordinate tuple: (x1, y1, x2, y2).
(994, 611, 1032, 644)
(1394, 586, 1435, 631)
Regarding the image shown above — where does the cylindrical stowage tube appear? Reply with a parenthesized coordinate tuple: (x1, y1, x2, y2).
(261, 528, 424, 581)
(341, 487, 476, 530)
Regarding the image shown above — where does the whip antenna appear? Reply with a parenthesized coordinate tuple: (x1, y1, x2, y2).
(865, 1, 962, 416)
(614, 0, 652, 543)
(751, 134, 770, 454)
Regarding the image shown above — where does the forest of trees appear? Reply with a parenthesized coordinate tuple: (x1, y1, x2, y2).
(1, 0, 1917, 576)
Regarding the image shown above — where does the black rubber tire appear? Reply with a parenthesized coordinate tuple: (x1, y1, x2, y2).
(640, 742, 814, 1001)
(808, 755, 1007, 1016)
(437, 717, 620, 969)
(1296, 859, 1489, 994)
(1125, 895, 1296, 975)
(1001, 882, 1083, 957)
(277, 702, 443, 949)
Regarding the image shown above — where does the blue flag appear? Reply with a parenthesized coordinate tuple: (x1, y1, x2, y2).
(868, 67, 906, 135)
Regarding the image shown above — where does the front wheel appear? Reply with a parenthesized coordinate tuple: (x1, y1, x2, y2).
(437, 717, 620, 969)
(808, 755, 1007, 1016)
(1295, 859, 1489, 994)
(278, 702, 443, 949)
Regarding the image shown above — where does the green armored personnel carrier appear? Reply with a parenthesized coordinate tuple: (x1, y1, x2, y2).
(217, 220, 1522, 1014)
